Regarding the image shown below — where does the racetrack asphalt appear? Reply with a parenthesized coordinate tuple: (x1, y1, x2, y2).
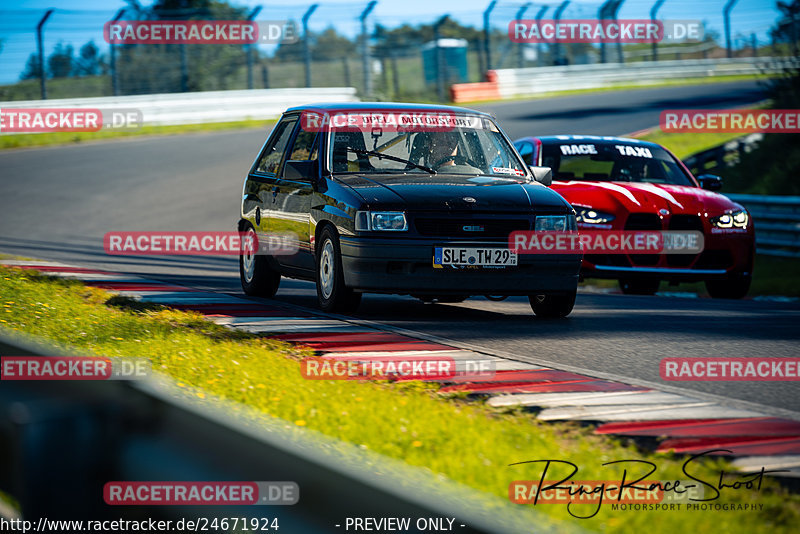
(3, 79, 798, 416)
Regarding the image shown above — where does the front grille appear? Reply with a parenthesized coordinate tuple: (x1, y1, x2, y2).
(624, 214, 662, 265)
(669, 214, 704, 231)
(625, 213, 663, 230)
(414, 218, 530, 238)
(666, 215, 703, 266)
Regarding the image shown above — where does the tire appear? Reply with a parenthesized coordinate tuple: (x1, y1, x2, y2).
(706, 274, 751, 299)
(528, 291, 576, 319)
(619, 278, 660, 295)
(316, 226, 362, 313)
(239, 225, 280, 297)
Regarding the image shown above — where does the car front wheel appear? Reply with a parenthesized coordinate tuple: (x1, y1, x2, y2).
(706, 274, 751, 299)
(239, 225, 280, 297)
(528, 291, 576, 318)
(316, 227, 362, 313)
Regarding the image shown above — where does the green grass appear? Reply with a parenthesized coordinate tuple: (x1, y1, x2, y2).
(748, 255, 800, 297)
(1, 265, 799, 532)
(583, 254, 800, 298)
(0, 253, 35, 261)
(0, 77, 112, 102)
(630, 100, 771, 159)
(632, 129, 750, 159)
(0, 119, 276, 150)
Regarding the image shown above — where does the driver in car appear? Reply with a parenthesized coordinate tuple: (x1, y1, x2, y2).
(428, 131, 460, 169)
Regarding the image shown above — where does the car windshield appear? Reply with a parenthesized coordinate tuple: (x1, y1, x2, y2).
(541, 141, 695, 186)
(322, 112, 528, 178)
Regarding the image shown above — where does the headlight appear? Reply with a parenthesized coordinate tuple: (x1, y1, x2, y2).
(355, 211, 408, 231)
(535, 215, 574, 231)
(711, 209, 749, 228)
(575, 207, 615, 224)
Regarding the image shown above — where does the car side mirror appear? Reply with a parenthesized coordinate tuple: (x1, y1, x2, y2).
(283, 160, 317, 181)
(698, 174, 723, 191)
(529, 165, 553, 187)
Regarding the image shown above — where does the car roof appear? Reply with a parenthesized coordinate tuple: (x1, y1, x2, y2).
(532, 135, 661, 149)
(285, 102, 492, 116)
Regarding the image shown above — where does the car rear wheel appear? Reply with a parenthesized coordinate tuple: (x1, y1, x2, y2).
(528, 291, 576, 318)
(316, 227, 362, 313)
(619, 278, 660, 295)
(706, 274, 751, 299)
(239, 225, 280, 297)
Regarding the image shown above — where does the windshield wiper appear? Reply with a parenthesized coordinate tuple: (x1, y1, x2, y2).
(346, 147, 436, 175)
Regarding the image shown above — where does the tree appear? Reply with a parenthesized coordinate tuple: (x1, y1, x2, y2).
(48, 43, 73, 78)
(20, 53, 41, 80)
(74, 41, 102, 76)
(115, 0, 250, 93)
(273, 29, 304, 62)
(373, 19, 483, 59)
(312, 27, 356, 61)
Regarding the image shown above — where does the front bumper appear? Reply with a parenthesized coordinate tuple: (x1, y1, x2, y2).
(339, 236, 581, 295)
(582, 231, 754, 281)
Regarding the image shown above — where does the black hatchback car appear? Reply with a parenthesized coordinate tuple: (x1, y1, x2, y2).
(238, 103, 581, 317)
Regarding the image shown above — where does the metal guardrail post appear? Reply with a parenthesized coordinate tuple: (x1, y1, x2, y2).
(553, 1, 570, 65)
(613, 0, 626, 64)
(724, 0, 740, 58)
(109, 8, 125, 96)
(302, 4, 318, 88)
(35, 9, 55, 100)
(483, 1, 497, 71)
(434, 15, 449, 102)
(515, 3, 532, 69)
(360, 1, 377, 98)
(650, 0, 666, 61)
(534, 5, 548, 67)
(246, 6, 263, 90)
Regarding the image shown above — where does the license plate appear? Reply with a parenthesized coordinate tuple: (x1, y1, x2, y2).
(433, 247, 518, 268)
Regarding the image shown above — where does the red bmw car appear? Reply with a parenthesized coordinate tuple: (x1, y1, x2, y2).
(513, 135, 755, 298)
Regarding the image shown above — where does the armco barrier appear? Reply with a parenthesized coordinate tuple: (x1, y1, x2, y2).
(0, 87, 358, 130)
(452, 57, 793, 102)
(0, 331, 582, 533)
(725, 194, 800, 258)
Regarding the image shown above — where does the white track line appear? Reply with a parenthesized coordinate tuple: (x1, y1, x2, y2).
(488, 390, 700, 408)
(538, 403, 765, 422)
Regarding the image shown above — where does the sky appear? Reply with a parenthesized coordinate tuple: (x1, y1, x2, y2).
(0, 0, 783, 85)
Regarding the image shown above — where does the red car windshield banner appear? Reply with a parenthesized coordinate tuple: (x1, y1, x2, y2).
(299, 110, 486, 133)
